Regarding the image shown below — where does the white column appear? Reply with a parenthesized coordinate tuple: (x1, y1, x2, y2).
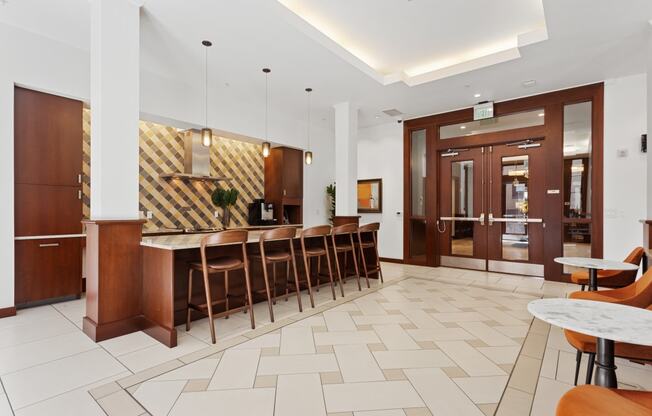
(333, 102, 358, 216)
(89, 0, 142, 219)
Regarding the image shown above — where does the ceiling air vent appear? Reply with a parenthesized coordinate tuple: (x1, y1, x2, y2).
(382, 109, 403, 117)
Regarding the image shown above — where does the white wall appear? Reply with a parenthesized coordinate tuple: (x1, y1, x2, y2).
(647, 25, 652, 219)
(357, 122, 404, 260)
(603, 74, 648, 261)
(0, 23, 334, 309)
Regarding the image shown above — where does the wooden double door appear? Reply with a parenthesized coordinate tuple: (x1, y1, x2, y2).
(438, 140, 545, 276)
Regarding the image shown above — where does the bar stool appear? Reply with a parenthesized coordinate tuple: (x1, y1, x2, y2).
(186, 229, 254, 344)
(356, 222, 384, 284)
(331, 223, 366, 293)
(300, 225, 339, 302)
(251, 227, 302, 322)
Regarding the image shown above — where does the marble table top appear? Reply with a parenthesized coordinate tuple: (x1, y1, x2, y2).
(554, 257, 639, 271)
(528, 298, 652, 346)
(141, 228, 301, 250)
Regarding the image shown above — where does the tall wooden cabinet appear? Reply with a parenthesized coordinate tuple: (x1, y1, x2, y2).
(264, 146, 303, 224)
(14, 87, 83, 306)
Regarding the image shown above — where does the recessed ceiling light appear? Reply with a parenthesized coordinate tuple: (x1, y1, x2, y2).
(538, 112, 545, 117)
(474, 93, 481, 98)
(460, 125, 466, 130)
(375, 115, 380, 119)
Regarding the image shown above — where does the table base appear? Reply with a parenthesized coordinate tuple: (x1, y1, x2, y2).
(594, 338, 617, 388)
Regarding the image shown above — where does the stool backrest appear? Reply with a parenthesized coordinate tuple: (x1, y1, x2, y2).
(332, 223, 357, 235)
(301, 225, 331, 239)
(259, 226, 297, 242)
(358, 222, 380, 233)
(200, 229, 249, 268)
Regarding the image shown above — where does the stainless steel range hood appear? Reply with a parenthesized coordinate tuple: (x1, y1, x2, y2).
(160, 129, 231, 182)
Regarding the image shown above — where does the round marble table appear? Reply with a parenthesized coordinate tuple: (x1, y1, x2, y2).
(528, 298, 652, 387)
(554, 257, 639, 291)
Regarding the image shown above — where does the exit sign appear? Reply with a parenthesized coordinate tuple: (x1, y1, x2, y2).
(473, 101, 494, 120)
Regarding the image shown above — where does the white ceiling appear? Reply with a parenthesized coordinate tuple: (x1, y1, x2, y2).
(0, 0, 651, 130)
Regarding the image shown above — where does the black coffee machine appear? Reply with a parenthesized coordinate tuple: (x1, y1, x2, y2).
(248, 199, 277, 226)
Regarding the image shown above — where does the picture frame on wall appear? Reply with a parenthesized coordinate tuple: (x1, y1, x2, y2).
(357, 178, 382, 213)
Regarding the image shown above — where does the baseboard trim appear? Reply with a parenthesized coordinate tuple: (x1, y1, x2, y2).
(0, 306, 17, 319)
(379, 257, 404, 264)
(82, 315, 147, 343)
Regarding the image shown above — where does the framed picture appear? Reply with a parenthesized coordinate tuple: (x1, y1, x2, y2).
(357, 178, 382, 213)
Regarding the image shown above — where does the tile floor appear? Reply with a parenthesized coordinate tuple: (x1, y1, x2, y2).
(0, 263, 649, 415)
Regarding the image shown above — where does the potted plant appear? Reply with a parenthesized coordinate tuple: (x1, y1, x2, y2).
(326, 183, 336, 225)
(211, 187, 239, 228)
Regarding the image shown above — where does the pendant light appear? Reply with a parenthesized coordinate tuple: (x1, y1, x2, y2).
(201, 40, 213, 147)
(304, 87, 313, 165)
(262, 68, 271, 157)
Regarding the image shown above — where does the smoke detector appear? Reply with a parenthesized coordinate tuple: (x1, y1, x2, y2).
(382, 108, 403, 117)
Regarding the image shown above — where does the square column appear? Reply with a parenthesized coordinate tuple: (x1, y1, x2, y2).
(333, 102, 358, 216)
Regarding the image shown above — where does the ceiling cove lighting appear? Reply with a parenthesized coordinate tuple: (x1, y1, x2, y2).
(305, 87, 313, 165)
(262, 68, 271, 157)
(201, 40, 213, 147)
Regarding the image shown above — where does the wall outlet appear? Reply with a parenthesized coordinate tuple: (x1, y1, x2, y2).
(616, 149, 628, 158)
(214, 211, 220, 218)
(146, 211, 153, 219)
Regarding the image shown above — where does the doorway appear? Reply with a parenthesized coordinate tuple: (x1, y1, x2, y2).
(437, 139, 545, 276)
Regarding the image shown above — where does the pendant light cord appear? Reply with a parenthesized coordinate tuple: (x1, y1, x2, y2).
(265, 71, 269, 141)
(307, 89, 311, 151)
(205, 45, 208, 128)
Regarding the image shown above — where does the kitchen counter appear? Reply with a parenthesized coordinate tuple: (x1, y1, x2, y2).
(141, 227, 301, 250)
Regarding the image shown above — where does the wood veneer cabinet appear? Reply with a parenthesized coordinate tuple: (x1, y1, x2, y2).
(264, 146, 303, 224)
(14, 87, 83, 306)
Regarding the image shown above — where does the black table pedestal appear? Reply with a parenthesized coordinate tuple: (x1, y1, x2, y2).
(588, 268, 598, 291)
(594, 338, 617, 388)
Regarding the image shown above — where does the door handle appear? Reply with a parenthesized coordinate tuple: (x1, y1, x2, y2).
(479, 213, 485, 226)
(488, 213, 495, 226)
(39, 243, 60, 248)
(489, 217, 543, 224)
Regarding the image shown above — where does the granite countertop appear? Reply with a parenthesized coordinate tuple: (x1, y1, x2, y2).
(141, 226, 302, 250)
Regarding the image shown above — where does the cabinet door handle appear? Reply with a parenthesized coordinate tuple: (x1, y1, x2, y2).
(78, 173, 82, 184)
(283, 189, 287, 196)
(78, 190, 82, 200)
(39, 243, 60, 248)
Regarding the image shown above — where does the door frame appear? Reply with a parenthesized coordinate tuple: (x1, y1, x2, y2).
(403, 83, 604, 282)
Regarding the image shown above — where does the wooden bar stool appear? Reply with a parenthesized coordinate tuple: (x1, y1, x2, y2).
(186, 230, 254, 344)
(300, 225, 338, 302)
(251, 227, 302, 322)
(356, 222, 384, 284)
(331, 223, 366, 293)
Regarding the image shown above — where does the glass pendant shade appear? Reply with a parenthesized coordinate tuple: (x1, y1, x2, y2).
(201, 128, 212, 147)
(304, 151, 313, 165)
(262, 141, 271, 157)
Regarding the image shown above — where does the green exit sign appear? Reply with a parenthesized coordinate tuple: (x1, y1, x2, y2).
(473, 102, 494, 120)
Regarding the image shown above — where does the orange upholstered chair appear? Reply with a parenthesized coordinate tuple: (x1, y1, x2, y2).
(569, 267, 652, 308)
(570, 247, 645, 291)
(565, 305, 652, 385)
(556, 385, 652, 416)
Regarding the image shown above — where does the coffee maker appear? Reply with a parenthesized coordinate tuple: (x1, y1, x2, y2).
(248, 199, 276, 226)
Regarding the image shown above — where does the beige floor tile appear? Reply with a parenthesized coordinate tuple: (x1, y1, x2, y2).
(416, 341, 437, 349)
(184, 379, 210, 392)
(354, 299, 388, 315)
(400, 309, 445, 329)
(3, 348, 127, 409)
(530, 377, 573, 416)
(254, 375, 277, 388)
(276, 373, 327, 416)
(407, 328, 475, 342)
(154, 358, 219, 381)
(373, 349, 454, 369)
(435, 341, 506, 377)
(507, 355, 542, 394)
(403, 408, 432, 416)
(495, 387, 533, 416)
(458, 322, 518, 347)
(169, 388, 276, 416)
(324, 311, 357, 331)
(453, 376, 509, 404)
(373, 324, 420, 350)
(261, 347, 280, 356)
(476, 346, 522, 365)
(280, 326, 316, 355)
(208, 349, 260, 390)
(233, 333, 281, 349)
(258, 353, 339, 375)
(334, 344, 384, 382)
(353, 315, 409, 326)
(323, 380, 424, 413)
(539, 348, 559, 380)
(329, 413, 353, 416)
(317, 345, 335, 354)
(430, 312, 488, 323)
(367, 343, 387, 352)
(133, 380, 186, 416)
(475, 308, 525, 326)
(404, 368, 484, 416)
(520, 332, 548, 359)
(354, 410, 406, 416)
(321, 371, 344, 384)
(442, 366, 469, 378)
(382, 369, 407, 381)
(117, 334, 207, 373)
(97, 390, 144, 416)
(477, 403, 497, 416)
(314, 330, 380, 346)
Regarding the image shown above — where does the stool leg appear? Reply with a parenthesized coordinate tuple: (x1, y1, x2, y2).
(224, 270, 229, 319)
(586, 353, 595, 385)
(324, 236, 338, 299)
(302, 253, 315, 308)
(289, 242, 303, 312)
(360, 244, 370, 285)
(202, 269, 216, 344)
(261, 260, 275, 322)
(186, 269, 193, 331)
(243, 263, 255, 329)
(574, 350, 582, 386)
(272, 263, 277, 305)
(285, 261, 290, 301)
(349, 235, 363, 290)
(316, 256, 321, 292)
(373, 232, 383, 283)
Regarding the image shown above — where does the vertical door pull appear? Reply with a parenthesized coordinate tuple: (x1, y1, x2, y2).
(78, 190, 82, 200)
(78, 173, 82, 184)
(479, 213, 485, 226)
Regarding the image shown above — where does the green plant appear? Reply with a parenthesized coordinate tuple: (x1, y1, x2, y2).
(326, 183, 336, 224)
(211, 187, 239, 208)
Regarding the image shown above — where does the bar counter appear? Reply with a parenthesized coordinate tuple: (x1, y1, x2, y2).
(141, 226, 377, 347)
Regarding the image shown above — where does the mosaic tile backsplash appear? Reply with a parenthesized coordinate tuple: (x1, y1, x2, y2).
(82, 109, 265, 230)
